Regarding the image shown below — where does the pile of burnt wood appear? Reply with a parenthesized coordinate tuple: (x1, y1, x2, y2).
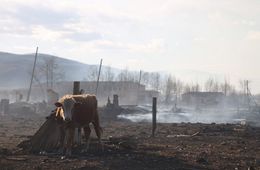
(18, 109, 63, 153)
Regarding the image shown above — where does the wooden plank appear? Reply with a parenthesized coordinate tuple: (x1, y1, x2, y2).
(152, 97, 157, 137)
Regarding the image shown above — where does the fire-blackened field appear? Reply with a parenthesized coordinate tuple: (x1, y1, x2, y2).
(0, 112, 260, 170)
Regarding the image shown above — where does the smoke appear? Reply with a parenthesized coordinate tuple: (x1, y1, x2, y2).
(118, 104, 252, 125)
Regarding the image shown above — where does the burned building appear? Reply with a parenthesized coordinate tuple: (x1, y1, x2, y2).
(50, 81, 158, 105)
(1, 81, 160, 106)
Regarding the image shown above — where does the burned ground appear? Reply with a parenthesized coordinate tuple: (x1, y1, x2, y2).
(0, 111, 260, 170)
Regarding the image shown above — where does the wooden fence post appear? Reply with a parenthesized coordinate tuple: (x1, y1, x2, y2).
(73, 81, 81, 144)
(73, 81, 80, 95)
(0, 99, 9, 115)
(152, 97, 157, 137)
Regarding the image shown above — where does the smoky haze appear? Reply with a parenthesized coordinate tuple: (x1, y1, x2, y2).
(119, 94, 260, 126)
(0, 52, 259, 126)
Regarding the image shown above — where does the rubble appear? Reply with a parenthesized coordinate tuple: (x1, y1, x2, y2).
(18, 111, 62, 153)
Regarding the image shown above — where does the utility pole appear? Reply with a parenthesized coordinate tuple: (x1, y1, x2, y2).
(224, 79, 227, 96)
(152, 97, 157, 137)
(138, 70, 142, 86)
(137, 70, 142, 105)
(245, 80, 250, 108)
(27, 47, 38, 102)
(50, 58, 54, 89)
(46, 63, 49, 89)
(245, 80, 249, 97)
(95, 59, 103, 95)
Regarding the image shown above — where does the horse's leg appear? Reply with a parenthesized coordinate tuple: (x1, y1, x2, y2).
(83, 125, 91, 152)
(65, 127, 75, 156)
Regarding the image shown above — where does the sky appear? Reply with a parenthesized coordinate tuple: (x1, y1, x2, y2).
(0, 0, 260, 93)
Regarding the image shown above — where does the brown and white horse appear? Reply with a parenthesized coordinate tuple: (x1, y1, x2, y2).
(55, 94, 102, 156)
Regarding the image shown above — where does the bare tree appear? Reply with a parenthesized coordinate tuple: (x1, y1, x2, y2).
(213, 81, 219, 92)
(127, 71, 139, 82)
(176, 79, 184, 100)
(164, 74, 175, 104)
(141, 71, 150, 87)
(115, 67, 139, 82)
(103, 66, 115, 81)
(87, 66, 99, 81)
(204, 78, 220, 92)
(44, 57, 65, 88)
(183, 84, 191, 93)
(220, 79, 234, 96)
(190, 83, 201, 92)
(34, 57, 65, 89)
(239, 79, 250, 95)
(117, 67, 129, 82)
(150, 72, 161, 91)
(205, 78, 214, 92)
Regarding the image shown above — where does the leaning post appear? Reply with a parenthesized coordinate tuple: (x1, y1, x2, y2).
(27, 47, 38, 102)
(152, 97, 157, 137)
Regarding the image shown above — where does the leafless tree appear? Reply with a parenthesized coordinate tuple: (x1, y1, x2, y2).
(190, 83, 201, 92)
(103, 66, 115, 81)
(238, 79, 250, 95)
(220, 79, 234, 96)
(204, 78, 214, 92)
(183, 84, 191, 93)
(115, 67, 140, 82)
(140, 71, 150, 88)
(34, 57, 65, 89)
(176, 79, 184, 100)
(117, 67, 129, 82)
(164, 74, 175, 104)
(87, 66, 99, 81)
(150, 72, 161, 91)
(204, 78, 220, 92)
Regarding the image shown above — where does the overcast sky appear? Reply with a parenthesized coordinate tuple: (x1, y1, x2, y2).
(0, 0, 260, 93)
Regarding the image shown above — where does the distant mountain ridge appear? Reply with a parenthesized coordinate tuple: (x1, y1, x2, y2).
(0, 51, 232, 92)
(0, 52, 97, 89)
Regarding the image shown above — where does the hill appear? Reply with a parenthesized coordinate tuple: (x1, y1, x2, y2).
(0, 52, 97, 89)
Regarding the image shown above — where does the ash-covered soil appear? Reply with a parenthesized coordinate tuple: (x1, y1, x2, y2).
(0, 112, 260, 170)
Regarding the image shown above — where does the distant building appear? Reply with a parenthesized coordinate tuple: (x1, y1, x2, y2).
(182, 92, 224, 107)
(4, 81, 160, 105)
(138, 89, 160, 104)
(50, 81, 158, 105)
